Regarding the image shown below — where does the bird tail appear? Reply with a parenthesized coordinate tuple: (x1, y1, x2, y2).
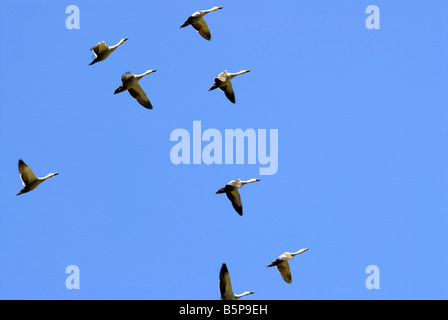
(216, 188, 226, 194)
(267, 261, 278, 267)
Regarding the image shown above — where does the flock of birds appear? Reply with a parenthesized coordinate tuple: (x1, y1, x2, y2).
(16, 6, 308, 300)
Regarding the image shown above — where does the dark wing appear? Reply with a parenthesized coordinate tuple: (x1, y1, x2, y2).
(191, 18, 211, 40)
(220, 82, 235, 103)
(277, 261, 292, 283)
(225, 186, 242, 215)
(219, 263, 234, 299)
(18, 159, 37, 186)
(128, 83, 153, 109)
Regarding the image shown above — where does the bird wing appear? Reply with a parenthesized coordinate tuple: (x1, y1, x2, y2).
(121, 72, 134, 82)
(128, 83, 153, 109)
(91, 41, 108, 56)
(216, 71, 228, 83)
(191, 18, 211, 40)
(219, 264, 234, 299)
(220, 82, 235, 103)
(18, 160, 37, 186)
(277, 261, 292, 283)
(225, 186, 242, 215)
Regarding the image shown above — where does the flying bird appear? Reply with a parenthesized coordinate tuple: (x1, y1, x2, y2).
(114, 70, 157, 109)
(17, 159, 59, 196)
(209, 70, 250, 103)
(219, 263, 254, 300)
(267, 248, 309, 283)
(89, 37, 128, 65)
(180, 6, 223, 40)
(216, 178, 260, 216)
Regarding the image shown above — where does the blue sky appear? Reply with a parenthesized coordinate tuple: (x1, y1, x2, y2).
(0, 0, 447, 300)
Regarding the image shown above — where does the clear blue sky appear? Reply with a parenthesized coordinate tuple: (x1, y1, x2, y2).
(0, 0, 447, 300)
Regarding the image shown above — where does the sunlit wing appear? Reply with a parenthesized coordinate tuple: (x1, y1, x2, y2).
(277, 261, 292, 283)
(128, 83, 153, 109)
(216, 71, 228, 83)
(91, 41, 108, 56)
(219, 264, 234, 299)
(191, 18, 211, 40)
(18, 160, 37, 186)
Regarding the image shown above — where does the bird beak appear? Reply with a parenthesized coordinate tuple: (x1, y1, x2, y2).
(218, 6, 223, 9)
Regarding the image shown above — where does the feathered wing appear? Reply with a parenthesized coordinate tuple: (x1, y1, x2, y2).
(191, 18, 211, 40)
(225, 187, 242, 215)
(220, 82, 235, 103)
(128, 83, 153, 109)
(216, 71, 228, 83)
(18, 160, 37, 186)
(121, 72, 134, 82)
(277, 261, 292, 283)
(91, 41, 108, 56)
(219, 264, 234, 300)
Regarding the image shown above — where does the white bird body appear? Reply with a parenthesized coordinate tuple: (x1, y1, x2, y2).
(219, 263, 254, 300)
(114, 70, 157, 109)
(216, 178, 260, 216)
(180, 6, 223, 40)
(89, 38, 128, 65)
(267, 248, 309, 283)
(17, 160, 59, 196)
(209, 70, 251, 103)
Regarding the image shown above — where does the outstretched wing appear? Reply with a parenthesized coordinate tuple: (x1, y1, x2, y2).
(219, 263, 234, 299)
(18, 159, 37, 186)
(277, 261, 292, 283)
(225, 187, 242, 215)
(220, 82, 235, 103)
(191, 18, 211, 40)
(128, 83, 153, 109)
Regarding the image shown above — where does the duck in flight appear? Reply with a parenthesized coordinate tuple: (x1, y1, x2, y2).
(17, 159, 59, 196)
(89, 38, 128, 65)
(219, 263, 254, 300)
(267, 248, 309, 283)
(209, 70, 250, 103)
(180, 6, 223, 40)
(216, 178, 260, 216)
(114, 70, 157, 109)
